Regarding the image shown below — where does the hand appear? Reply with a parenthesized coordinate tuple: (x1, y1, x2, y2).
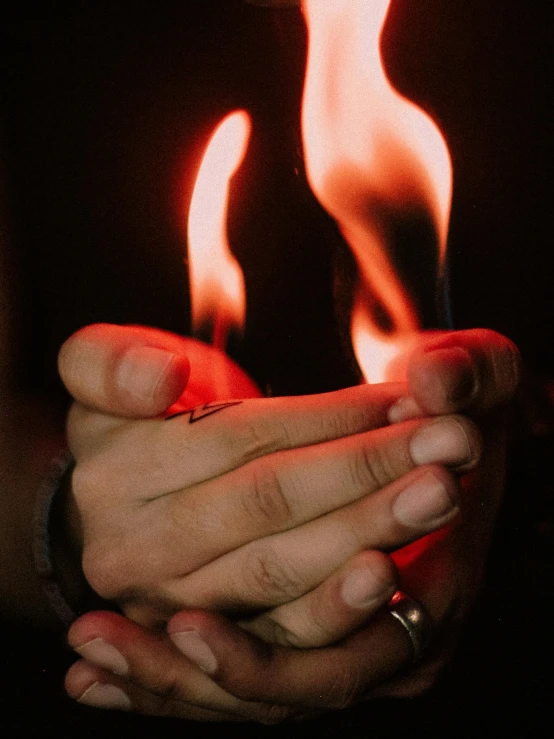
(63, 327, 519, 721)
(59, 325, 478, 631)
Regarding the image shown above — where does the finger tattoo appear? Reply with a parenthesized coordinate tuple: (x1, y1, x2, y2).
(165, 401, 244, 424)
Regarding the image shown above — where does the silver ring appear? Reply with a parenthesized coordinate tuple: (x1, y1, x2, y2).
(388, 591, 432, 663)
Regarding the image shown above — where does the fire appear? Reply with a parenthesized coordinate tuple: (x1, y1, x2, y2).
(187, 110, 251, 350)
(301, 0, 453, 382)
(185, 2, 452, 386)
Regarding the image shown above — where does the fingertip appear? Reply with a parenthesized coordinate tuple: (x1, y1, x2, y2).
(340, 551, 397, 610)
(391, 466, 461, 531)
(167, 610, 219, 636)
(58, 324, 192, 417)
(64, 658, 102, 699)
(67, 610, 128, 650)
(65, 661, 133, 711)
(355, 549, 398, 588)
(409, 415, 482, 471)
(388, 396, 425, 423)
(167, 610, 269, 677)
(408, 346, 477, 414)
(114, 345, 190, 416)
(407, 329, 521, 415)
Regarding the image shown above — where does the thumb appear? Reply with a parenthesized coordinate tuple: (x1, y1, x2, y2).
(389, 329, 521, 422)
(407, 329, 520, 415)
(58, 324, 191, 418)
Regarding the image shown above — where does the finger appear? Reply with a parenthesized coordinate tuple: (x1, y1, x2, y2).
(167, 522, 464, 708)
(59, 324, 192, 418)
(368, 521, 470, 699)
(65, 660, 242, 721)
(59, 325, 261, 419)
(79, 414, 478, 610)
(164, 416, 475, 575)
(238, 550, 398, 648)
(389, 329, 521, 421)
(72, 381, 406, 499)
(66, 611, 286, 723)
(166, 465, 461, 611)
(167, 608, 413, 710)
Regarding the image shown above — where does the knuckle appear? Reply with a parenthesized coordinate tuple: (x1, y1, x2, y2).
(82, 539, 140, 602)
(325, 398, 383, 440)
(350, 438, 397, 492)
(243, 459, 294, 531)
(231, 413, 296, 465)
(243, 546, 302, 605)
(221, 413, 276, 466)
(223, 416, 269, 464)
(81, 545, 119, 599)
(70, 459, 102, 502)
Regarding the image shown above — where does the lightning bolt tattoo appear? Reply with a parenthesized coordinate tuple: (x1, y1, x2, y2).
(165, 401, 244, 424)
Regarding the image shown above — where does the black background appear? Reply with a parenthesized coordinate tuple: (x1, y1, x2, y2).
(0, 1, 551, 736)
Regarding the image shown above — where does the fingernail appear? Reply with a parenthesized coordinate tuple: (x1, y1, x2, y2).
(341, 568, 393, 609)
(170, 630, 218, 675)
(393, 471, 459, 527)
(425, 347, 477, 405)
(117, 346, 177, 401)
(75, 638, 129, 676)
(410, 418, 472, 466)
(78, 682, 131, 711)
(388, 396, 424, 423)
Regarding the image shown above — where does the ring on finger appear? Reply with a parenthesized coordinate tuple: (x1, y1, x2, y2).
(388, 590, 432, 664)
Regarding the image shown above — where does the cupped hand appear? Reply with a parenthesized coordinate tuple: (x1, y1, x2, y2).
(63, 447, 502, 723)
(64, 405, 510, 721)
(59, 325, 478, 631)
(62, 325, 519, 720)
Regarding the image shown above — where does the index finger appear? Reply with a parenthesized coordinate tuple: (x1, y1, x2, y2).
(74, 382, 407, 499)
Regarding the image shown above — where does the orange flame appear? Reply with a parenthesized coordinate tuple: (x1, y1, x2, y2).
(187, 110, 251, 350)
(302, 0, 452, 383)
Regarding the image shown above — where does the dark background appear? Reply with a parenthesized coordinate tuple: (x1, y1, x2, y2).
(0, 1, 551, 736)
(1, 0, 552, 394)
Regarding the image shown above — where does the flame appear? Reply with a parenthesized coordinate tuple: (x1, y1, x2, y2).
(187, 110, 251, 350)
(302, 0, 453, 382)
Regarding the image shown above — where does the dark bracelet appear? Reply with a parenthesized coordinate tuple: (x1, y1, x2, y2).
(32, 450, 79, 627)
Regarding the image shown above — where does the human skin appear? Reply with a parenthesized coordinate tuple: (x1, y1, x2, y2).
(58, 325, 481, 630)
(58, 324, 519, 720)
